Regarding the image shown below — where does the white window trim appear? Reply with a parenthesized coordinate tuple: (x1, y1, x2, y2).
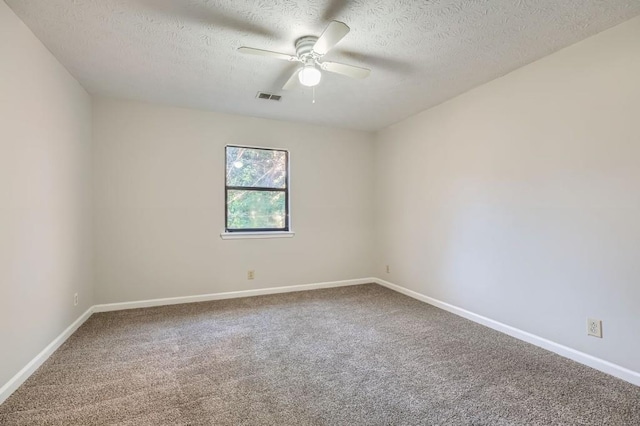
(224, 145, 291, 235)
(220, 231, 295, 240)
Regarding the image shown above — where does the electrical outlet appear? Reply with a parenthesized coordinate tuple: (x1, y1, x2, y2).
(74, 293, 78, 306)
(248, 270, 255, 280)
(386, 265, 390, 274)
(587, 318, 602, 338)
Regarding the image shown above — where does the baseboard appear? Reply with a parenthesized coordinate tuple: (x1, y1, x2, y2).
(93, 278, 373, 312)
(0, 306, 95, 405)
(9, 277, 633, 408)
(374, 278, 640, 387)
(1, 278, 373, 405)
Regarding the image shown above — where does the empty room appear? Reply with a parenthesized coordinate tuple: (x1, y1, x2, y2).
(1, 0, 639, 424)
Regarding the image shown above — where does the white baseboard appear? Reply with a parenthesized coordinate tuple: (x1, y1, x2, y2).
(1, 278, 373, 405)
(0, 306, 95, 405)
(374, 278, 640, 387)
(6, 276, 634, 408)
(93, 278, 373, 313)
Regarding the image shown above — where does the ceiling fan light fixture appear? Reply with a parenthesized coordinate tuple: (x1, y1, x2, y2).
(238, 21, 370, 92)
(298, 65, 322, 87)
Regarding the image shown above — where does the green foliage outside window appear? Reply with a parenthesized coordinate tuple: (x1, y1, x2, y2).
(225, 146, 288, 231)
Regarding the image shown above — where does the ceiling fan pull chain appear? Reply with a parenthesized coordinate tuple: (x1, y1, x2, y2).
(312, 86, 316, 104)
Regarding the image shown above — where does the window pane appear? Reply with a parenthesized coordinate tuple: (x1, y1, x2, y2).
(226, 146, 287, 188)
(227, 190, 286, 230)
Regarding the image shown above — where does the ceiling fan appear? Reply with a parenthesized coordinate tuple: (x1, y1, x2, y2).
(238, 21, 371, 90)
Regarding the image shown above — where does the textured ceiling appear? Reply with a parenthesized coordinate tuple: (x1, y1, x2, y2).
(6, 0, 640, 131)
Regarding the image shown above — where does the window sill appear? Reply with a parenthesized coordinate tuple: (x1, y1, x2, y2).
(220, 231, 295, 240)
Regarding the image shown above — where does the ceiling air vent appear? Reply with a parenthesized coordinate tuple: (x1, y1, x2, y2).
(256, 92, 282, 101)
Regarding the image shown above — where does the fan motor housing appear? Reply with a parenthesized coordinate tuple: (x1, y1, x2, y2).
(295, 36, 319, 59)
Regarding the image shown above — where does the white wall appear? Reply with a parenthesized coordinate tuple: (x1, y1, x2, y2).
(0, 1, 93, 387)
(92, 98, 375, 304)
(375, 16, 640, 373)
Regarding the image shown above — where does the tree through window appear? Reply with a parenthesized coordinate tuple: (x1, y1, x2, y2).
(225, 146, 289, 232)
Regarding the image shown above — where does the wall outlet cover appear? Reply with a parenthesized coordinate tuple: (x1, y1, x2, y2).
(587, 318, 602, 338)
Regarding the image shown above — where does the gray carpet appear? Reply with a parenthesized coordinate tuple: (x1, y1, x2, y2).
(1, 284, 639, 425)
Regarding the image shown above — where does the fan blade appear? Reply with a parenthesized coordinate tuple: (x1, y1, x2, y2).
(322, 0, 350, 21)
(321, 61, 370, 79)
(238, 47, 298, 62)
(313, 21, 350, 55)
(337, 50, 414, 73)
(282, 68, 301, 90)
(137, 0, 277, 38)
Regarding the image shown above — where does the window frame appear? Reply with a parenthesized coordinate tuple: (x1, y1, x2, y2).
(224, 144, 290, 233)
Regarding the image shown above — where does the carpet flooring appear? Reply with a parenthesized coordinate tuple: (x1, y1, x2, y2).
(1, 284, 639, 425)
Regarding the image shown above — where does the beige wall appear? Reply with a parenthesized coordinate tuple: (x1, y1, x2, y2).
(0, 1, 93, 387)
(92, 98, 375, 304)
(374, 16, 640, 373)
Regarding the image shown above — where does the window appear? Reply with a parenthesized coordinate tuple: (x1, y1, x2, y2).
(225, 145, 289, 233)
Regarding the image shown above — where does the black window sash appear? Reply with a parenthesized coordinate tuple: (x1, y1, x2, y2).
(225, 148, 289, 232)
